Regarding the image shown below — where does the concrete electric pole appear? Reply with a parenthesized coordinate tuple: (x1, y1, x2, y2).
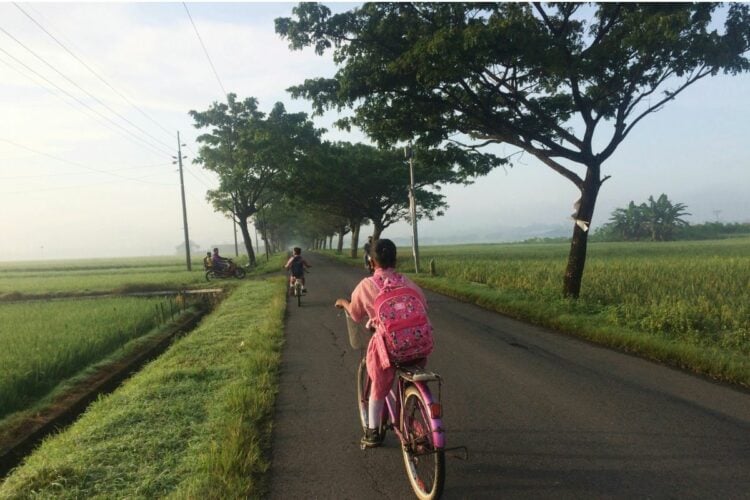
(174, 131, 191, 271)
(405, 145, 420, 273)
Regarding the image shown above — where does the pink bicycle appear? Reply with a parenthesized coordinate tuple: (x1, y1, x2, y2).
(345, 312, 462, 500)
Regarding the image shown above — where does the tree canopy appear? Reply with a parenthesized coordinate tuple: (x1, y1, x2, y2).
(276, 2, 750, 296)
(190, 94, 322, 264)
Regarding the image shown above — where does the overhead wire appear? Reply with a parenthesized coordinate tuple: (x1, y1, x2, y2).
(0, 44, 173, 159)
(0, 5, 220, 244)
(0, 175, 170, 195)
(0, 163, 170, 180)
(0, 137, 172, 185)
(12, 2, 178, 141)
(182, 145, 217, 186)
(180, 2, 240, 198)
(0, 24, 175, 156)
(183, 2, 227, 98)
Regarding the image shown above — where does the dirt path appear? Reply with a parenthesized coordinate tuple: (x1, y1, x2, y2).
(269, 253, 750, 499)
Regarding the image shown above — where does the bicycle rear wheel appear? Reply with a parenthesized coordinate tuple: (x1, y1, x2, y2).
(401, 385, 445, 500)
(356, 358, 387, 438)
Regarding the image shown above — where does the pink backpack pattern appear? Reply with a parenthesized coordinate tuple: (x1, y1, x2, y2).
(371, 273, 434, 364)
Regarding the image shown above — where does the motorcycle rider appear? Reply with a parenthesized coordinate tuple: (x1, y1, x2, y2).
(211, 247, 229, 272)
(203, 252, 213, 270)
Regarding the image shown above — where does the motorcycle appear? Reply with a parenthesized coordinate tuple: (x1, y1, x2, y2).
(205, 258, 246, 281)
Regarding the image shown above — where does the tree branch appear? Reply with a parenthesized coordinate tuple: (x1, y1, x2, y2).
(621, 66, 713, 141)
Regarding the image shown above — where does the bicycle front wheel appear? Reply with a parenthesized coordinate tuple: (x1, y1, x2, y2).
(401, 385, 445, 500)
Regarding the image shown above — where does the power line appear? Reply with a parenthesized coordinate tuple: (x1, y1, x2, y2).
(0, 24, 175, 156)
(0, 44, 172, 159)
(0, 163, 170, 180)
(0, 175, 171, 195)
(184, 144, 219, 186)
(0, 137, 172, 185)
(182, 165, 212, 188)
(12, 2, 177, 141)
(0, 52, 150, 151)
(183, 3, 227, 98)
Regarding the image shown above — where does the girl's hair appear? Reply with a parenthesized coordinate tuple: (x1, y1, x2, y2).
(371, 238, 397, 268)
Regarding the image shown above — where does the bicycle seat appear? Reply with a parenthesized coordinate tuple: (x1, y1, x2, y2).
(398, 366, 441, 383)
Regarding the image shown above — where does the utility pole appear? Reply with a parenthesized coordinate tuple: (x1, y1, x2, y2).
(405, 145, 420, 273)
(232, 200, 239, 257)
(174, 131, 191, 271)
(254, 222, 260, 255)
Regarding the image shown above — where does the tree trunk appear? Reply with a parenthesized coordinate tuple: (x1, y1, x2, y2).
(261, 225, 270, 261)
(563, 167, 601, 299)
(350, 221, 360, 258)
(337, 226, 346, 254)
(238, 217, 256, 266)
(328, 234, 334, 249)
(372, 221, 384, 240)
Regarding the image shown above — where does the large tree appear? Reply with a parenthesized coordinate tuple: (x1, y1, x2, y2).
(276, 2, 750, 297)
(190, 95, 321, 265)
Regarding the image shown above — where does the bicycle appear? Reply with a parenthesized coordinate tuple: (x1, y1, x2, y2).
(288, 270, 308, 307)
(290, 276, 303, 307)
(343, 311, 463, 500)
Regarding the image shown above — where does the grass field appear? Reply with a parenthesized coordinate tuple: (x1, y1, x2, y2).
(326, 237, 750, 386)
(0, 277, 286, 499)
(417, 238, 749, 349)
(0, 253, 281, 427)
(0, 256, 236, 299)
(0, 296, 182, 419)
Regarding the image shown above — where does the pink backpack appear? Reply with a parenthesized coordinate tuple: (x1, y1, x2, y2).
(371, 273, 434, 364)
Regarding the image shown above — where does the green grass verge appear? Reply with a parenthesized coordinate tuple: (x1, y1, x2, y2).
(0, 277, 286, 498)
(320, 247, 750, 388)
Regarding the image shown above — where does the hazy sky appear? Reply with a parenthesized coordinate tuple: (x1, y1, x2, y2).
(1, 2, 748, 261)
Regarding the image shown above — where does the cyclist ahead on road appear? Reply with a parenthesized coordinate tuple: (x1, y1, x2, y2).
(335, 238, 433, 448)
(285, 247, 311, 292)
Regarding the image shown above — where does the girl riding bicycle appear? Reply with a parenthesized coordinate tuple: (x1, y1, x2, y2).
(335, 238, 433, 448)
(285, 247, 311, 292)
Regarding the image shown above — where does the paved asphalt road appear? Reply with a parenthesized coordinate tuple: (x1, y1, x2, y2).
(269, 253, 750, 499)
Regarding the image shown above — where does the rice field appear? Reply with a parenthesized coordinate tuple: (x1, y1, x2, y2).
(0, 277, 286, 499)
(0, 296, 179, 419)
(402, 237, 750, 357)
(0, 257, 215, 298)
(0, 254, 279, 423)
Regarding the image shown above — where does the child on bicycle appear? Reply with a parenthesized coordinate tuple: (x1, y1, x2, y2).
(335, 238, 433, 448)
(285, 247, 311, 292)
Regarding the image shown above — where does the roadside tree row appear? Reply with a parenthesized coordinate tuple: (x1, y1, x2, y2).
(191, 3, 749, 298)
